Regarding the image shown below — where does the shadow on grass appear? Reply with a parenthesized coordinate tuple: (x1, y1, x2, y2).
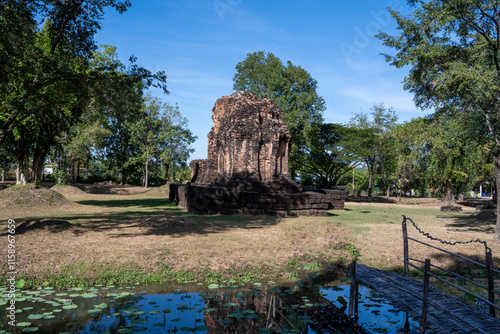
(457, 198, 496, 209)
(15, 219, 75, 234)
(75, 198, 173, 208)
(11, 197, 281, 237)
(440, 210, 497, 234)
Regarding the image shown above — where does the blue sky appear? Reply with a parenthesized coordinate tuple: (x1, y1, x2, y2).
(95, 0, 426, 161)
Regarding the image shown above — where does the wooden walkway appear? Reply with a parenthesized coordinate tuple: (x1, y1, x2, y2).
(354, 264, 500, 334)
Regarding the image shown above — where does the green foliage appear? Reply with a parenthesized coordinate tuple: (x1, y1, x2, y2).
(0, 2, 167, 185)
(343, 243, 361, 257)
(52, 168, 68, 185)
(296, 123, 361, 188)
(348, 103, 398, 196)
(393, 113, 494, 200)
(129, 94, 196, 188)
(233, 51, 325, 175)
(378, 1, 499, 208)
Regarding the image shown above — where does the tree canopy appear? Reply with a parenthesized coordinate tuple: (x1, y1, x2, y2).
(296, 123, 361, 189)
(377, 0, 500, 240)
(348, 103, 398, 197)
(233, 51, 325, 175)
(0, 1, 197, 187)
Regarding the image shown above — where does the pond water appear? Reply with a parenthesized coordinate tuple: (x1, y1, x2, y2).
(0, 279, 432, 334)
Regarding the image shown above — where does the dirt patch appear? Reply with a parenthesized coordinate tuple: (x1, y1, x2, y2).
(4, 214, 348, 282)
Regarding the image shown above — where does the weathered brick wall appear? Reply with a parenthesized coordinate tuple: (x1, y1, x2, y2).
(189, 159, 217, 185)
(171, 91, 346, 216)
(171, 184, 346, 217)
(196, 91, 291, 182)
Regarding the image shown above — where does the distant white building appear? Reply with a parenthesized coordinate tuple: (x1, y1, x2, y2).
(44, 164, 56, 175)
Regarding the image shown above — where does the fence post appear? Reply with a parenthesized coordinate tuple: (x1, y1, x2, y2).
(402, 215, 409, 277)
(420, 259, 430, 334)
(486, 249, 496, 317)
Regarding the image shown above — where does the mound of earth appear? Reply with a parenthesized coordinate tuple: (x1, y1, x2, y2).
(16, 219, 77, 234)
(0, 184, 69, 207)
(74, 183, 148, 195)
(51, 184, 86, 196)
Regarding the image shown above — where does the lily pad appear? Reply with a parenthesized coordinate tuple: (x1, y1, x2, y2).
(198, 307, 216, 313)
(196, 326, 211, 331)
(180, 327, 196, 332)
(27, 314, 44, 320)
(17, 322, 31, 327)
(131, 319, 148, 324)
(117, 329, 134, 334)
(62, 304, 78, 309)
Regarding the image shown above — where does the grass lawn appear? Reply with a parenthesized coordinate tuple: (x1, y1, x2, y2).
(0, 182, 498, 287)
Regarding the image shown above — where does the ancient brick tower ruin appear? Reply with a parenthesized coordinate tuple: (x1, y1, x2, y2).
(169, 91, 346, 216)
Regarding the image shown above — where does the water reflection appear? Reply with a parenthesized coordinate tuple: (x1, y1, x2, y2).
(0, 283, 428, 333)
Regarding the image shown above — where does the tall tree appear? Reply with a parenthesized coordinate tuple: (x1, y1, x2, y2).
(392, 117, 432, 196)
(377, 0, 500, 241)
(0, 0, 132, 144)
(233, 51, 325, 175)
(348, 103, 398, 197)
(129, 95, 196, 188)
(1, 1, 167, 184)
(158, 104, 197, 184)
(296, 123, 361, 188)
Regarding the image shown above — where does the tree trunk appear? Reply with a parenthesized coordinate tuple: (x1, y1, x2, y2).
(16, 163, 20, 184)
(32, 146, 49, 184)
(144, 156, 149, 188)
(352, 168, 355, 194)
(386, 186, 390, 197)
(443, 187, 455, 203)
(69, 157, 75, 184)
(368, 168, 373, 197)
(164, 162, 170, 184)
(494, 154, 500, 242)
(32, 154, 44, 184)
(2, 152, 5, 182)
(121, 167, 127, 185)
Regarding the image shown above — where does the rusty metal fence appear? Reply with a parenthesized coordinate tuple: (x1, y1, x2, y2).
(402, 215, 500, 333)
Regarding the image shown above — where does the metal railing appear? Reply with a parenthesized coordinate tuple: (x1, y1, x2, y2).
(402, 215, 500, 333)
